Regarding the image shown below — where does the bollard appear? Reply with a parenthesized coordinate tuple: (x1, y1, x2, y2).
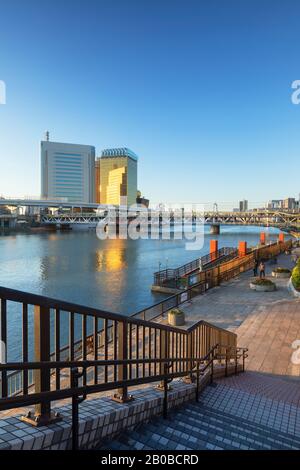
(210, 240, 218, 261)
(238, 241, 247, 257)
(260, 232, 266, 245)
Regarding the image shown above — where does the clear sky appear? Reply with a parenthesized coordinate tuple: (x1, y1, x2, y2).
(0, 0, 299, 207)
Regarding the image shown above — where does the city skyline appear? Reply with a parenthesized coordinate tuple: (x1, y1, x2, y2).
(1, 0, 300, 203)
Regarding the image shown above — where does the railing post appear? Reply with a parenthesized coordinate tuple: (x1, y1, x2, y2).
(235, 348, 238, 375)
(195, 361, 200, 402)
(242, 349, 246, 372)
(163, 362, 168, 419)
(71, 367, 87, 451)
(22, 305, 61, 426)
(0, 299, 8, 398)
(157, 329, 171, 391)
(183, 332, 194, 383)
(210, 351, 214, 384)
(112, 320, 133, 403)
(225, 348, 228, 377)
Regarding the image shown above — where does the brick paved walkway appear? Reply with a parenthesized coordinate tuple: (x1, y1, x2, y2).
(157, 250, 300, 377)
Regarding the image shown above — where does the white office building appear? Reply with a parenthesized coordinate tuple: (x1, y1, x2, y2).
(41, 140, 95, 203)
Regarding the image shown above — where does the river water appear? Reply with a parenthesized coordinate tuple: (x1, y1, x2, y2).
(0, 225, 282, 360)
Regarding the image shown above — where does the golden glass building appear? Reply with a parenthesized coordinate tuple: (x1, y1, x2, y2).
(99, 148, 138, 206)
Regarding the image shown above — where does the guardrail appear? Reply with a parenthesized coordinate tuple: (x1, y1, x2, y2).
(0, 285, 241, 444)
(153, 247, 237, 286)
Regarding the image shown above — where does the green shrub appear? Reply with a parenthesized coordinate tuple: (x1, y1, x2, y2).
(169, 308, 184, 316)
(292, 264, 300, 291)
(251, 279, 275, 286)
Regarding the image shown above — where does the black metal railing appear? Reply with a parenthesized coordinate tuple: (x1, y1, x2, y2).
(0, 343, 248, 449)
(153, 247, 237, 286)
(0, 286, 238, 414)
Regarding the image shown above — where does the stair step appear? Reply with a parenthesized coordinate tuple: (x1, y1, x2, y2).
(148, 414, 283, 450)
(98, 379, 300, 451)
(168, 409, 298, 449)
(184, 404, 300, 446)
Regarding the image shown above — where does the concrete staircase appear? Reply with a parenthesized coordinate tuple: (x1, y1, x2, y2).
(99, 372, 300, 450)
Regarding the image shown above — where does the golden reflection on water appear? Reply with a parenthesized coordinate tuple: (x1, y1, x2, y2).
(96, 240, 127, 272)
(48, 233, 59, 241)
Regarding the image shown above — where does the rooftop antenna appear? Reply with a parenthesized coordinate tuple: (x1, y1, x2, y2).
(45, 130, 50, 142)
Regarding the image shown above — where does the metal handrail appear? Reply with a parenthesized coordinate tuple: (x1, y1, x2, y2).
(153, 247, 237, 284)
(0, 346, 248, 410)
(0, 344, 248, 450)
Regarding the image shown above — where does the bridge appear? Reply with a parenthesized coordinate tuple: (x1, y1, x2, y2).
(1, 198, 299, 231)
(0, 198, 101, 210)
(40, 209, 300, 232)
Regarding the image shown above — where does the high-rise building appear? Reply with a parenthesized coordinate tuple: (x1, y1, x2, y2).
(95, 159, 101, 204)
(41, 139, 95, 203)
(267, 200, 283, 209)
(282, 198, 296, 210)
(239, 199, 248, 212)
(99, 148, 138, 206)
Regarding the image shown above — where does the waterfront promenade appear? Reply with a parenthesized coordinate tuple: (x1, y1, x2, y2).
(157, 249, 300, 377)
(0, 244, 299, 450)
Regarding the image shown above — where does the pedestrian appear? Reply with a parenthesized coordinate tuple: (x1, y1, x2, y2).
(259, 261, 265, 279)
(253, 259, 259, 277)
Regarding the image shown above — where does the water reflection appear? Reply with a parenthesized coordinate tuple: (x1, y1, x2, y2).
(0, 226, 284, 361)
(96, 240, 128, 272)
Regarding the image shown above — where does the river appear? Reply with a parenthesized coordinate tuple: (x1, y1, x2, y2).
(0, 225, 283, 360)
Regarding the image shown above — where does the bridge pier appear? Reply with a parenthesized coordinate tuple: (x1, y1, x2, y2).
(210, 224, 220, 235)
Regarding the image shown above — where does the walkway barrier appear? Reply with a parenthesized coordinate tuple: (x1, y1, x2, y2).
(137, 253, 256, 322)
(153, 247, 237, 286)
(0, 285, 245, 437)
(254, 239, 293, 260)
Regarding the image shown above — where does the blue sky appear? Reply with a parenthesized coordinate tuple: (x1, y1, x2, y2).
(0, 0, 299, 207)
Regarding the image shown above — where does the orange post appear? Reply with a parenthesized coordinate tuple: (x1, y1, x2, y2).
(278, 232, 285, 243)
(238, 241, 247, 257)
(210, 240, 218, 261)
(260, 232, 266, 245)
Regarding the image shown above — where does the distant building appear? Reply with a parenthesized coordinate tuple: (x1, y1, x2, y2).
(41, 139, 95, 203)
(282, 198, 296, 210)
(99, 148, 138, 206)
(239, 200, 248, 212)
(267, 200, 283, 210)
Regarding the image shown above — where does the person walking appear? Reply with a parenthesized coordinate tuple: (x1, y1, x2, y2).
(259, 261, 265, 279)
(253, 259, 259, 277)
